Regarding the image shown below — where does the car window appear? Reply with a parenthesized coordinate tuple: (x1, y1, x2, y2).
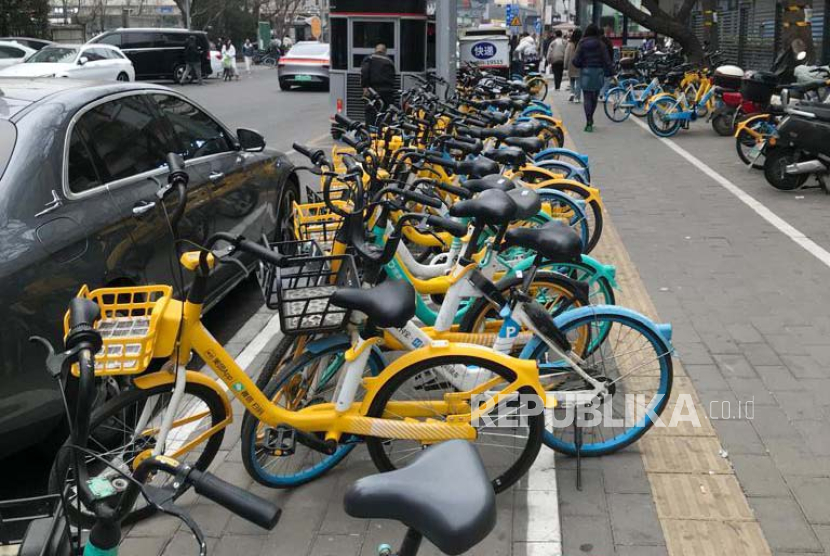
(288, 43, 329, 57)
(97, 33, 121, 47)
(72, 96, 172, 186)
(27, 47, 78, 63)
(108, 49, 125, 59)
(67, 123, 105, 193)
(83, 48, 109, 62)
(0, 46, 25, 59)
(122, 32, 158, 49)
(163, 33, 188, 47)
(153, 95, 233, 160)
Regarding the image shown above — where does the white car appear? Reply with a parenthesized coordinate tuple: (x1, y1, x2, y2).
(0, 43, 135, 81)
(0, 40, 36, 68)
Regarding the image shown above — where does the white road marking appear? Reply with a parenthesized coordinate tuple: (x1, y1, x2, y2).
(631, 117, 830, 269)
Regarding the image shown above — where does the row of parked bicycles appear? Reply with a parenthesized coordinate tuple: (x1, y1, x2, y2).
(602, 46, 830, 192)
(9, 70, 676, 555)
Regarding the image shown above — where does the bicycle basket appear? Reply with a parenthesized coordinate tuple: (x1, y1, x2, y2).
(0, 494, 61, 546)
(292, 200, 347, 253)
(257, 240, 360, 335)
(64, 285, 173, 376)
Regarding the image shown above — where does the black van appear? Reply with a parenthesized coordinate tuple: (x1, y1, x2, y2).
(89, 28, 212, 81)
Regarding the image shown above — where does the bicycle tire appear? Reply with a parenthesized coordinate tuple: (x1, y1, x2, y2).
(365, 355, 544, 492)
(241, 336, 386, 487)
(629, 84, 651, 118)
(526, 310, 673, 456)
(49, 381, 226, 527)
(647, 97, 682, 137)
(603, 87, 631, 122)
(735, 122, 769, 169)
(527, 77, 548, 101)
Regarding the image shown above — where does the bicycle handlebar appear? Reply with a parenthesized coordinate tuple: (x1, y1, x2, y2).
(189, 468, 281, 530)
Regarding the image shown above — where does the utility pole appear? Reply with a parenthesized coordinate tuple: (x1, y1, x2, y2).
(185, 0, 190, 29)
(436, 0, 457, 92)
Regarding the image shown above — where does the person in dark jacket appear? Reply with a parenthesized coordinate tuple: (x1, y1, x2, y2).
(182, 35, 203, 84)
(572, 23, 612, 132)
(360, 42, 396, 125)
(599, 30, 615, 100)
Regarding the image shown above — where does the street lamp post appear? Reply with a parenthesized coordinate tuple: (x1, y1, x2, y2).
(436, 0, 457, 92)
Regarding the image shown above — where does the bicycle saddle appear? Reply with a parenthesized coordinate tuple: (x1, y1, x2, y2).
(504, 136, 545, 154)
(455, 157, 500, 178)
(481, 146, 527, 168)
(507, 187, 542, 221)
(330, 280, 416, 329)
(450, 188, 517, 226)
(502, 220, 582, 262)
(463, 174, 516, 194)
(487, 110, 510, 124)
(344, 441, 496, 556)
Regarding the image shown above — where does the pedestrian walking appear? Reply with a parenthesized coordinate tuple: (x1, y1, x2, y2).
(360, 42, 396, 125)
(572, 23, 613, 132)
(242, 38, 254, 75)
(563, 28, 582, 103)
(181, 35, 203, 84)
(222, 39, 239, 80)
(546, 30, 567, 90)
(515, 33, 538, 75)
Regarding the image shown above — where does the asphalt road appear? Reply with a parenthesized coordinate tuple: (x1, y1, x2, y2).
(0, 68, 330, 501)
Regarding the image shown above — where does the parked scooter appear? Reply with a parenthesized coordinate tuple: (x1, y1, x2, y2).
(763, 94, 830, 191)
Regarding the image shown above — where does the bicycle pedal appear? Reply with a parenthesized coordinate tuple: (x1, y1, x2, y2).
(263, 426, 296, 457)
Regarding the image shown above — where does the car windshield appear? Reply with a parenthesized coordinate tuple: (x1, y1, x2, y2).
(26, 47, 78, 63)
(288, 43, 328, 57)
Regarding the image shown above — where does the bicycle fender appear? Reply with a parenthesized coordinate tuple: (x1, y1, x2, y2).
(580, 254, 618, 290)
(134, 370, 233, 417)
(519, 305, 674, 360)
(534, 147, 589, 166)
(359, 344, 539, 414)
(733, 113, 773, 137)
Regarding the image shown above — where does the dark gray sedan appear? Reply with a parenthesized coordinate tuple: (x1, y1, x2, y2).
(0, 78, 299, 457)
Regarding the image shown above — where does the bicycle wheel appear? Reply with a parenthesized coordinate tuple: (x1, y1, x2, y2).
(544, 261, 616, 306)
(241, 337, 386, 487)
(527, 76, 549, 101)
(647, 97, 682, 137)
(255, 333, 316, 391)
(49, 381, 227, 527)
(604, 88, 631, 122)
(365, 356, 544, 492)
(527, 310, 673, 456)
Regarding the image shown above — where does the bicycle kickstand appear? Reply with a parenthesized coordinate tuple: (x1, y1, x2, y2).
(574, 412, 583, 491)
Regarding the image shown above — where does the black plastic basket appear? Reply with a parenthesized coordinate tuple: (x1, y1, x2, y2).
(0, 494, 61, 546)
(257, 240, 360, 336)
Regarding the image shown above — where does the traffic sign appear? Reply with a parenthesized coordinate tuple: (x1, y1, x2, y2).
(507, 3, 521, 33)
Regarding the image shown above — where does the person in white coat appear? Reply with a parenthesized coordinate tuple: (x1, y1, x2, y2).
(221, 39, 239, 80)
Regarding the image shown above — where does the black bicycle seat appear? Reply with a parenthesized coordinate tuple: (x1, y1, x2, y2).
(507, 187, 542, 221)
(343, 441, 497, 556)
(456, 157, 500, 178)
(450, 188, 517, 226)
(482, 147, 527, 168)
(487, 110, 510, 124)
(504, 136, 545, 154)
(463, 174, 517, 194)
(330, 280, 416, 329)
(502, 220, 582, 262)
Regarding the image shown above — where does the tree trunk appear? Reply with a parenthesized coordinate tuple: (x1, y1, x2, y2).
(780, 0, 816, 63)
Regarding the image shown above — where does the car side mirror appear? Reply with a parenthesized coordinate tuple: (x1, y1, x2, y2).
(237, 128, 266, 152)
(78, 56, 88, 66)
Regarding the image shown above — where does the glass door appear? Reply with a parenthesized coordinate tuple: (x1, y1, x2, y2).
(349, 19, 398, 70)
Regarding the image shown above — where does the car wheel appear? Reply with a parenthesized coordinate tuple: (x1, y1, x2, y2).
(173, 64, 189, 84)
(276, 178, 300, 242)
(279, 78, 290, 91)
(117, 72, 130, 82)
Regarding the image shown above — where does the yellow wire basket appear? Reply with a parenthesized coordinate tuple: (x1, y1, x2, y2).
(64, 284, 173, 376)
(292, 200, 348, 253)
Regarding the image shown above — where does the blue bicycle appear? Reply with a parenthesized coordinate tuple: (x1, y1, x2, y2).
(604, 77, 664, 122)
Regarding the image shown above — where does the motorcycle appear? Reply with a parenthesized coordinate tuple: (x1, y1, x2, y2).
(763, 96, 830, 191)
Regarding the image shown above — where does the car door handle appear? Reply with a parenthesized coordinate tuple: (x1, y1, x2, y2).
(132, 200, 156, 216)
(209, 171, 225, 182)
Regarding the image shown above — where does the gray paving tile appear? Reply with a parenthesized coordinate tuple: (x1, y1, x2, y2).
(560, 514, 614, 556)
(513, 490, 561, 543)
(730, 454, 791, 497)
(749, 496, 823, 552)
(308, 533, 363, 556)
(608, 493, 664, 546)
(710, 416, 767, 455)
(814, 524, 830, 553)
(684, 364, 730, 391)
(739, 342, 784, 367)
(161, 531, 218, 555)
(754, 365, 806, 392)
(599, 452, 651, 495)
(213, 534, 267, 556)
(789, 477, 830, 525)
(615, 546, 669, 556)
(118, 536, 167, 556)
(557, 469, 607, 517)
(724, 377, 776, 406)
(781, 355, 826, 379)
(712, 353, 758, 379)
(259, 506, 326, 556)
